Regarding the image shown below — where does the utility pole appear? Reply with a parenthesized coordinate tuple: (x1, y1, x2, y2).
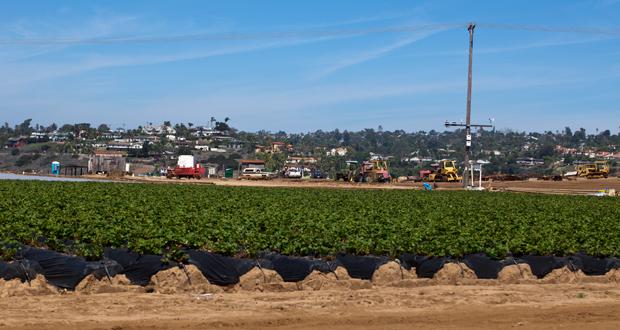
(464, 23, 475, 188)
(445, 23, 492, 188)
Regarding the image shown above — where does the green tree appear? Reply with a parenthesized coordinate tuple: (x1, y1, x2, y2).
(97, 124, 111, 133)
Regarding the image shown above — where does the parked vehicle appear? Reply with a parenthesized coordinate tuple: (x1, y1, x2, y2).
(311, 169, 327, 179)
(284, 167, 302, 178)
(240, 167, 272, 180)
(166, 155, 205, 179)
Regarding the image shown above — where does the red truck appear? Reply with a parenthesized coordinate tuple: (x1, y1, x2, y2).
(166, 155, 205, 179)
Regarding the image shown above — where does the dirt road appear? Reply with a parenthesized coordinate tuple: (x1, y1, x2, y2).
(1, 283, 619, 330)
(112, 174, 620, 195)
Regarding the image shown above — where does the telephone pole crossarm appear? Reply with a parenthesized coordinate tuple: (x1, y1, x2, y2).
(444, 121, 492, 129)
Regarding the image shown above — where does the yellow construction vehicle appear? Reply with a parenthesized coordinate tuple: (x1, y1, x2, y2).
(576, 161, 609, 179)
(422, 160, 462, 182)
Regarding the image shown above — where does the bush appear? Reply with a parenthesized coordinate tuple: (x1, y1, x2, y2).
(15, 155, 33, 167)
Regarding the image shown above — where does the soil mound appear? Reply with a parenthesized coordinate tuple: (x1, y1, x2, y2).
(605, 269, 620, 283)
(542, 266, 585, 284)
(0, 276, 56, 297)
(333, 266, 351, 280)
(433, 262, 476, 284)
(300, 270, 350, 291)
(237, 267, 297, 292)
(75, 274, 140, 294)
(372, 261, 415, 286)
(497, 264, 537, 283)
(150, 265, 223, 294)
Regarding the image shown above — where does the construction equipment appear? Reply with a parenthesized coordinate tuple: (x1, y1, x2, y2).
(335, 159, 391, 183)
(358, 159, 391, 183)
(166, 155, 205, 179)
(335, 161, 359, 182)
(577, 161, 609, 179)
(422, 160, 462, 182)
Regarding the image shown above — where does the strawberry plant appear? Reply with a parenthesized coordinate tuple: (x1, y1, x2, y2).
(0, 180, 618, 260)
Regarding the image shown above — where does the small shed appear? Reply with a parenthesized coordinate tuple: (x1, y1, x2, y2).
(238, 159, 265, 171)
(63, 164, 88, 176)
(89, 150, 127, 174)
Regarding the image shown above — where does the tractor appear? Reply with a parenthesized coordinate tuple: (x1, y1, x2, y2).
(422, 160, 462, 182)
(357, 159, 391, 183)
(335, 161, 359, 182)
(335, 159, 391, 183)
(577, 161, 609, 179)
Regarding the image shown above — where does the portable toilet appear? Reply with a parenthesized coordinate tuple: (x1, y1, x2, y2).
(225, 168, 233, 178)
(51, 161, 60, 175)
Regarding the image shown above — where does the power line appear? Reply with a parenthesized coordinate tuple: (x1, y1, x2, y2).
(0, 22, 617, 46)
(0, 23, 465, 45)
(480, 23, 620, 35)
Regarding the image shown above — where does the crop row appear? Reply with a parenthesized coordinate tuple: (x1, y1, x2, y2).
(0, 180, 619, 260)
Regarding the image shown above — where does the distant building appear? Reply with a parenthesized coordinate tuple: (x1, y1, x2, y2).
(29, 132, 48, 141)
(255, 142, 293, 154)
(142, 124, 176, 136)
(255, 145, 267, 153)
(126, 163, 156, 176)
(272, 142, 286, 153)
(516, 158, 545, 166)
(4, 137, 27, 148)
(50, 132, 72, 142)
(238, 159, 266, 171)
(326, 147, 348, 157)
(285, 156, 317, 166)
(107, 140, 142, 150)
(89, 150, 127, 174)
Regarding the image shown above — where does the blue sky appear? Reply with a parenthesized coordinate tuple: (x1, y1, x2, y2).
(1, 0, 619, 133)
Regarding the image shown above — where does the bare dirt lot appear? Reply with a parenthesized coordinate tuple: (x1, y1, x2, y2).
(113, 174, 620, 195)
(1, 283, 619, 330)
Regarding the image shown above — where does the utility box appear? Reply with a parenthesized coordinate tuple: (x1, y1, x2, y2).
(225, 168, 233, 178)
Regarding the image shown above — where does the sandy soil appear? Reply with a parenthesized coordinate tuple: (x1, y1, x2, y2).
(110, 174, 620, 195)
(0, 282, 619, 330)
(1, 264, 619, 329)
(487, 177, 620, 194)
(7, 169, 615, 194)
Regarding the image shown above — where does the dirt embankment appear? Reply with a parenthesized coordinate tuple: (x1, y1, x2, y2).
(1, 264, 620, 329)
(0, 282, 619, 330)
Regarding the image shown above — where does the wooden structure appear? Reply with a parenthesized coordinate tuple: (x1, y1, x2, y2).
(89, 150, 127, 174)
(238, 159, 266, 172)
(63, 164, 88, 176)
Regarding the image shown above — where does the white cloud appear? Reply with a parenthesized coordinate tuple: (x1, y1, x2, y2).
(310, 30, 439, 79)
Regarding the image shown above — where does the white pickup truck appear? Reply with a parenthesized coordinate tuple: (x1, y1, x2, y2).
(240, 167, 272, 180)
(284, 167, 302, 178)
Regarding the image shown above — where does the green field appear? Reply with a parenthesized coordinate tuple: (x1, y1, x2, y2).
(1, 180, 619, 260)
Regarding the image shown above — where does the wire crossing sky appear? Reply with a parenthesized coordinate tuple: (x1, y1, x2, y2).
(2, 23, 619, 45)
(0, 0, 619, 133)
